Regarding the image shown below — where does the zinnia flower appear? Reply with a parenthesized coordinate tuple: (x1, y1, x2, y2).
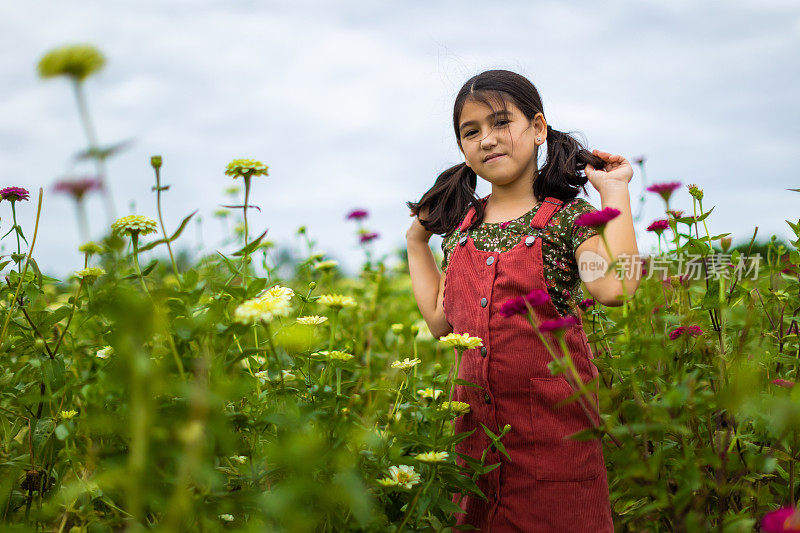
(234, 294, 291, 325)
(417, 388, 444, 401)
(391, 357, 421, 370)
(762, 506, 800, 533)
(574, 208, 621, 230)
(439, 401, 471, 417)
(578, 298, 595, 309)
(312, 350, 354, 361)
(647, 220, 670, 234)
(687, 184, 704, 201)
(346, 209, 369, 220)
(0, 187, 30, 202)
(668, 325, 703, 340)
(646, 182, 682, 203)
(96, 346, 113, 359)
(438, 333, 483, 350)
(112, 215, 158, 237)
(218, 514, 235, 522)
(499, 289, 551, 318)
(79, 242, 104, 255)
(313, 260, 339, 271)
(415, 451, 449, 463)
(380, 465, 421, 489)
(297, 315, 328, 325)
(318, 294, 357, 309)
(60, 410, 78, 419)
(74, 267, 105, 282)
(261, 285, 294, 300)
(53, 177, 102, 200)
(37, 44, 105, 81)
(359, 232, 379, 243)
(537, 316, 579, 333)
(224, 159, 269, 179)
(772, 379, 795, 389)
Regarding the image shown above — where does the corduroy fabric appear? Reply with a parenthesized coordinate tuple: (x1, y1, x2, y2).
(442, 196, 613, 532)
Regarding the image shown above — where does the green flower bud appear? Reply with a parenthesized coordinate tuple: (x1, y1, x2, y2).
(687, 184, 704, 201)
(391, 323, 404, 335)
(721, 236, 732, 253)
(308, 281, 317, 290)
(150, 155, 162, 169)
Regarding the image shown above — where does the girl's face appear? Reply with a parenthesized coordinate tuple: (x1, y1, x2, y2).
(457, 98, 544, 188)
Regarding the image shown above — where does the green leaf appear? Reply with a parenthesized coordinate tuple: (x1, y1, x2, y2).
(454, 378, 482, 389)
(232, 229, 269, 257)
(42, 355, 66, 392)
(138, 210, 198, 252)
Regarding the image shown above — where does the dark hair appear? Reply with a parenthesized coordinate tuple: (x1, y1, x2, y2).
(407, 69, 605, 235)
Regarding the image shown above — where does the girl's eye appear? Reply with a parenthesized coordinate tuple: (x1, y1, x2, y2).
(495, 119, 509, 127)
(464, 130, 478, 138)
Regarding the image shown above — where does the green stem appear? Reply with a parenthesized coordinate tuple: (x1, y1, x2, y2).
(10, 202, 21, 264)
(131, 234, 150, 296)
(154, 165, 181, 285)
(242, 175, 251, 287)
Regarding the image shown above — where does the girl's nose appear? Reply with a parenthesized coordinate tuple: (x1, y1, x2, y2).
(480, 130, 498, 150)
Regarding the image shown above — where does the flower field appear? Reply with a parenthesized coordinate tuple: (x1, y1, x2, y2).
(2, 44, 800, 532)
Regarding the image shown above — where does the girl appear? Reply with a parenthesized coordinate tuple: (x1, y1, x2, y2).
(405, 70, 640, 532)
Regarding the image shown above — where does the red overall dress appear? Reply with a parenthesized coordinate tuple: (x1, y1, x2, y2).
(442, 196, 614, 532)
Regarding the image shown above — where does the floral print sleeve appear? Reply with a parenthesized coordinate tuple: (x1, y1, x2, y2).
(564, 198, 600, 254)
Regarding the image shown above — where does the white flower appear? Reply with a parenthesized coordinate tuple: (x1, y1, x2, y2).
(415, 451, 449, 463)
(313, 260, 339, 271)
(318, 294, 357, 309)
(297, 315, 328, 325)
(96, 346, 113, 359)
(218, 514, 235, 522)
(234, 294, 291, 325)
(438, 332, 483, 350)
(312, 350, 354, 362)
(417, 388, 444, 401)
(260, 284, 293, 300)
(380, 465, 421, 489)
(230, 455, 248, 464)
(391, 357, 421, 371)
(439, 401, 471, 417)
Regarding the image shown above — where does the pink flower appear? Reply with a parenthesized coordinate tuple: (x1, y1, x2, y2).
(669, 325, 703, 340)
(0, 186, 30, 202)
(762, 506, 800, 532)
(578, 298, 595, 309)
(53, 177, 102, 200)
(633, 155, 646, 166)
(647, 219, 670, 234)
(646, 182, 682, 203)
(686, 325, 703, 337)
(666, 209, 685, 219)
(574, 208, 621, 230)
(499, 289, 551, 318)
(538, 315, 579, 333)
(772, 379, 796, 389)
(359, 232, 379, 243)
(346, 209, 368, 221)
(668, 326, 686, 340)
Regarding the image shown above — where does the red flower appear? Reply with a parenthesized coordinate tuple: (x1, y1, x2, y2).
(762, 506, 800, 532)
(359, 232, 379, 243)
(499, 289, 551, 318)
(578, 298, 595, 309)
(346, 209, 368, 221)
(647, 219, 670, 234)
(646, 182, 682, 203)
(669, 325, 703, 340)
(0, 186, 30, 202)
(538, 315, 578, 333)
(53, 177, 102, 200)
(574, 208, 621, 230)
(772, 379, 796, 389)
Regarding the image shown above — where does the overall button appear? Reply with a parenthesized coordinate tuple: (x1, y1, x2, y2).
(480, 346, 487, 357)
(491, 444, 497, 452)
(480, 297, 487, 308)
(525, 235, 535, 247)
(484, 393, 491, 404)
(459, 235, 468, 246)
(486, 256, 495, 266)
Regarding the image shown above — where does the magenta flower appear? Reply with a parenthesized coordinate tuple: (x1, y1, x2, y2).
(762, 506, 800, 532)
(359, 232, 379, 243)
(632, 155, 646, 166)
(686, 325, 703, 337)
(668, 327, 685, 340)
(538, 315, 579, 333)
(646, 182, 682, 203)
(346, 209, 369, 221)
(668, 325, 703, 340)
(647, 219, 670, 234)
(0, 187, 30, 202)
(574, 208, 620, 230)
(53, 177, 102, 200)
(578, 298, 595, 309)
(772, 379, 796, 389)
(499, 221, 511, 229)
(499, 289, 551, 318)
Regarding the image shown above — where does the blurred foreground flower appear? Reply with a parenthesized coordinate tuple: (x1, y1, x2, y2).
(314, 260, 339, 272)
(234, 290, 292, 325)
(359, 232, 379, 243)
(318, 294, 357, 309)
(312, 350, 354, 362)
(772, 379, 795, 389)
(53, 177, 102, 200)
(112, 215, 157, 237)
(37, 44, 105, 81)
(499, 289, 550, 318)
(762, 506, 800, 533)
(74, 267, 105, 282)
(96, 346, 113, 359)
(415, 451, 449, 463)
(79, 242, 104, 255)
(574, 208, 620, 230)
(438, 332, 483, 350)
(346, 209, 368, 221)
(538, 316, 579, 333)
(297, 315, 327, 325)
(0, 187, 30, 202)
(647, 182, 682, 204)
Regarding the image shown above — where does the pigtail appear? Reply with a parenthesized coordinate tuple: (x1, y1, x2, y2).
(534, 126, 606, 201)
(406, 162, 483, 236)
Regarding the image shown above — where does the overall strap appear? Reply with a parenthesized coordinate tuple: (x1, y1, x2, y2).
(457, 195, 491, 232)
(529, 197, 564, 229)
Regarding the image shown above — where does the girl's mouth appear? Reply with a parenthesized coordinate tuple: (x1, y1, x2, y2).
(484, 154, 505, 163)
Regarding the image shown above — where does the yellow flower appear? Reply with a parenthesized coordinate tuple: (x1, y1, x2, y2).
(74, 267, 105, 282)
(96, 346, 113, 359)
(260, 285, 294, 300)
(225, 159, 269, 179)
(439, 401, 471, 417)
(415, 451, 449, 463)
(112, 215, 158, 237)
(60, 410, 78, 420)
(233, 295, 291, 325)
(318, 294, 357, 309)
(438, 332, 483, 350)
(37, 44, 105, 81)
(312, 350, 354, 362)
(313, 260, 339, 272)
(417, 388, 443, 401)
(391, 357, 421, 370)
(381, 465, 421, 489)
(390, 323, 404, 335)
(297, 315, 328, 325)
(78, 242, 104, 255)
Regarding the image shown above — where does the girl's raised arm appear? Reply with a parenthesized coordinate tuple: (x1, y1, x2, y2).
(405, 212, 452, 339)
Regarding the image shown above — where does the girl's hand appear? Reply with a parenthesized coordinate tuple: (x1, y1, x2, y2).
(585, 149, 633, 195)
(406, 209, 434, 243)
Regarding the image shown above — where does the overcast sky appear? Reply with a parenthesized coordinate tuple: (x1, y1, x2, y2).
(1, 0, 798, 277)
